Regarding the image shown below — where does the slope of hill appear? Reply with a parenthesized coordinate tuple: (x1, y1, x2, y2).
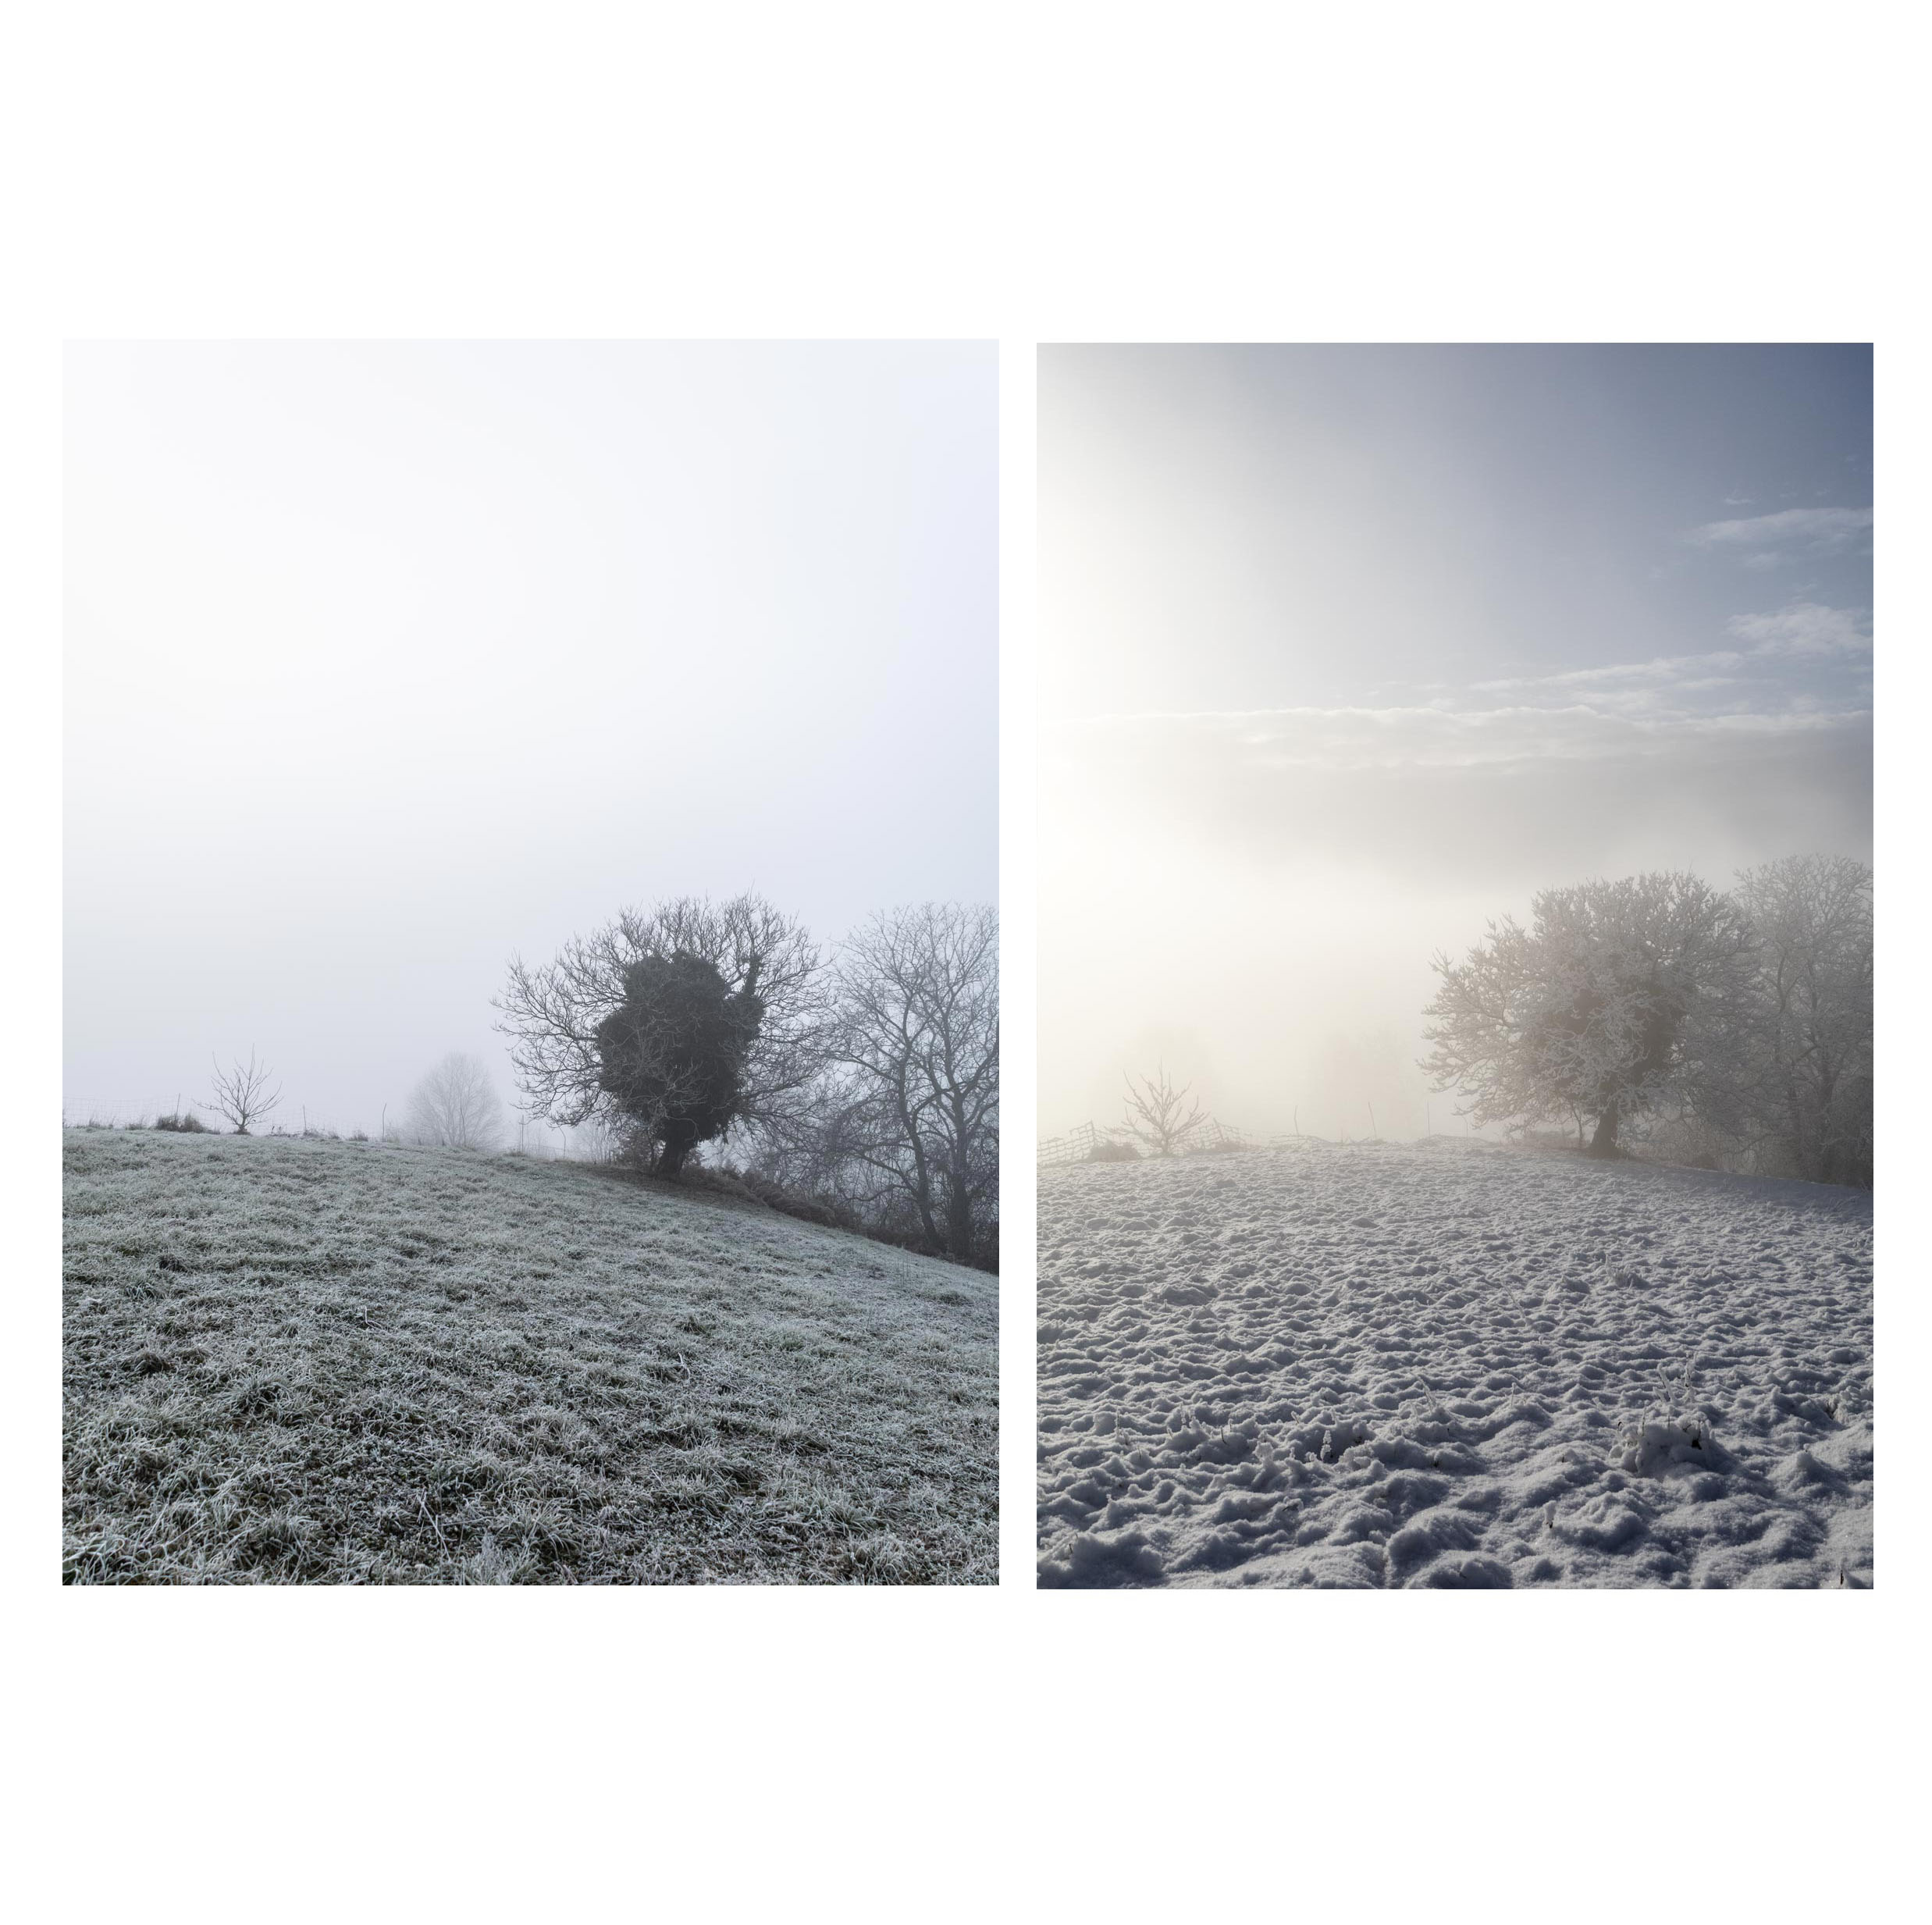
(64, 1130, 997, 1584)
(1038, 1140, 1872, 1589)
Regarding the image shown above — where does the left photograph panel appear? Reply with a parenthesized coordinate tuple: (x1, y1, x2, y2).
(63, 340, 999, 1585)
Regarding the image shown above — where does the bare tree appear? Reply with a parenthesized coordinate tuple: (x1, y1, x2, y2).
(494, 893, 828, 1138)
(1123, 1064, 1207, 1156)
(208, 1049, 282, 1135)
(404, 1052, 506, 1151)
(1424, 872, 1757, 1157)
(1731, 855, 1872, 1184)
(831, 903, 998, 1265)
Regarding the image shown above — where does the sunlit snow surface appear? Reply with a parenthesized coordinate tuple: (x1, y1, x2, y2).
(1037, 1140, 1872, 1588)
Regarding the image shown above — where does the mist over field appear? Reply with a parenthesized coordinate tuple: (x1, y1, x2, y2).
(65, 342, 997, 1139)
(1038, 345, 1872, 1141)
(1037, 344, 1873, 1590)
(63, 340, 1001, 1587)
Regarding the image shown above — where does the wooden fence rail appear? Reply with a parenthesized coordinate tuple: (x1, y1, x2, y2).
(1038, 1115, 1264, 1166)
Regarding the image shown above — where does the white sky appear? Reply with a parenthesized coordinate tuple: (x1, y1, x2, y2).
(1040, 345, 1873, 1140)
(65, 341, 997, 1133)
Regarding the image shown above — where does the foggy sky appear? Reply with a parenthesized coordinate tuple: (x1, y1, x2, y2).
(1040, 344, 1872, 1140)
(65, 341, 996, 1137)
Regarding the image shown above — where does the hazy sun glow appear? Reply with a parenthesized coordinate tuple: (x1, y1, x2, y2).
(1039, 344, 1872, 1139)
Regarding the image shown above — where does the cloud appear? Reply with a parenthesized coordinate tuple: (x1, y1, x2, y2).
(1447, 607, 1867, 719)
(1048, 574, 1873, 911)
(1726, 601, 1871, 656)
(1073, 594, 1872, 778)
(1688, 506, 1872, 554)
(1471, 652, 1744, 699)
(1065, 698, 1865, 776)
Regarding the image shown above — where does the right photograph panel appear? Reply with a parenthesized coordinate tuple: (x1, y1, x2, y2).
(1036, 344, 1873, 1590)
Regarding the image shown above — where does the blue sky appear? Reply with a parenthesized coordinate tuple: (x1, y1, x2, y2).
(1044, 343, 1870, 727)
(1039, 344, 1872, 1134)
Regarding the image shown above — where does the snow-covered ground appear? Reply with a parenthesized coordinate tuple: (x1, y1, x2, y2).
(1038, 1140, 1872, 1588)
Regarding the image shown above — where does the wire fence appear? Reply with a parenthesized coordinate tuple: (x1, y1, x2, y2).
(1039, 1115, 1265, 1168)
(61, 1096, 611, 1162)
(63, 1096, 379, 1136)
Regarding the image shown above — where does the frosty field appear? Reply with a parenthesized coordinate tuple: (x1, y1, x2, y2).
(65, 1130, 997, 1584)
(1037, 1140, 1872, 1588)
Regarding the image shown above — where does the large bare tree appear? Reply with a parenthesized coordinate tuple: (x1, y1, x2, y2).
(831, 903, 998, 1265)
(1731, 855, 1872, 1184)
(404, 1052, 506, 1151)
(494, 893, 827, 1140)
(1424, 872, 1757, 1157)
(208, 1049, 281, 1135)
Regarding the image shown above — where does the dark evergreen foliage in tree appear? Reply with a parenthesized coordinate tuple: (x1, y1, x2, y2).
(595, 952, 765, 1176)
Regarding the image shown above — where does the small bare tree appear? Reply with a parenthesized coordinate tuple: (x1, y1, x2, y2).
(208, 1049, 281, 1135)
(404, 1052, 505, 1151)
(1123, 1065, 1207, 1156)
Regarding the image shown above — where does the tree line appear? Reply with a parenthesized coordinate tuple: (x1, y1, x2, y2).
(495, 892, 998, 1268)
(1424, 854, 1872, 1186)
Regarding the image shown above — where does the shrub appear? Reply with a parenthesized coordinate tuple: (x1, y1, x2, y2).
(733, 1168, 859, 1230)
(679, 1164, 761, 1204)
(1632, 1105, 1743, 1174)
(153, 1112, 212, 1133)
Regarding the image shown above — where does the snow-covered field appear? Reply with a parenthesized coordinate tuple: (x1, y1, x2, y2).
(1038, 1140, 1872, 1588)
(66, 1130, 997, 1584)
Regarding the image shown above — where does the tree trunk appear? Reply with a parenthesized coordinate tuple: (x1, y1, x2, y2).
(946, 1170, 974, 1262)
(657, 1119, 697, 1177)
(1587, 1102, 1621, 1158)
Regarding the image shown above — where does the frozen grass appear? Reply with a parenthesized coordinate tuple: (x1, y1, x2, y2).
(64, 1130, 996, 1584)
(1038, 1140, 1872, 1589)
